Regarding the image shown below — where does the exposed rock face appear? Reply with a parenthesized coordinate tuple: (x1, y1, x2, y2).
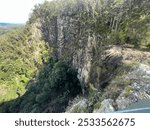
(32, 0, 150, 112)
(93, 99, 115, 113)
(41, 14, 97, 90)
(116, 64, 150, 110)
(89, 47, 150, 112)
(66, 97, 88, 113)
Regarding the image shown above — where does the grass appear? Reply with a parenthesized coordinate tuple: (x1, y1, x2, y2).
(124, 86, 133, 97)
(94, 101, 101, 110)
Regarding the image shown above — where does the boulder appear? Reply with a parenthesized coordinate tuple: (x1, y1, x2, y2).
(66, 98, 88, 113)
(93, 99, 115, 113)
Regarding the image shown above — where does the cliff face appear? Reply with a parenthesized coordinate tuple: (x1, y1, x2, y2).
(28, 0, 150, 112)
(31, 1, 100, 91)
(30, 0, 150, 92)
(56, 16, 96, 88)
(66, 46, 150, 113)
(1, 0, 150, 113)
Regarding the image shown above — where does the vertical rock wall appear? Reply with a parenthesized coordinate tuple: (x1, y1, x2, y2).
(42, 14, 97, 89)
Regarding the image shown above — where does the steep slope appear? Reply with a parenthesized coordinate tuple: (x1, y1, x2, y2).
(0, 0, 150, 113)
(66, 46, 150, 112)
(96, 46, 150, 112)
(29, 0, 150, 91)
(0, 25, 49, 104)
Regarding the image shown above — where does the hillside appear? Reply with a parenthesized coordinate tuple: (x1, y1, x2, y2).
(0, 23, 21, 26)
(0, 25, 49, 105)
(0, 0, 150, 113)
(0, 23, 24, 35)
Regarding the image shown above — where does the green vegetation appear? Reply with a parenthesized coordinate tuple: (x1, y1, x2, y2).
(0, 0, 150, 112)
(0, 25, 48, 104)
(29, 0, 149, 93)
(29, 0, 150, 48)
(124, 86, 133, 97)
(0, 22, 81, 112)
(0, 26, 22, 36)
(0, 58, 81, 112)
(94, 102, 101, 110)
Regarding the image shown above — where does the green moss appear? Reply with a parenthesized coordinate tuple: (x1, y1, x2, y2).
(124, 86, 133, 97)
(94, 102, 101, 110)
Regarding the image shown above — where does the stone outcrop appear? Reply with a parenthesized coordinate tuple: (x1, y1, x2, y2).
(40, 13, 98, 90)
(31, 0, 150, 112)
(93, 99, 115, 113)
(66, 97, 88, 113)
(116, 64, 150, 110)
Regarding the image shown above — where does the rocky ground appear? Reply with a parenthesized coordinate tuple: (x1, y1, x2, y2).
(66, 46, 150, 113)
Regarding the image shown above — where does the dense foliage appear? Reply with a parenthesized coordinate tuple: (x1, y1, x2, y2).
(0, 58, 82, 112)
(29, 0, 150, 48)
(0, 0, 150, 113)
(0, 26, 48, 103)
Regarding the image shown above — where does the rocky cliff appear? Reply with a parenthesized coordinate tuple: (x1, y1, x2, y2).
(66, 46, 150, 112)
(1, 0, 149, 113)
(28, 0, 150, 112)
(30, 0, 100, 93)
